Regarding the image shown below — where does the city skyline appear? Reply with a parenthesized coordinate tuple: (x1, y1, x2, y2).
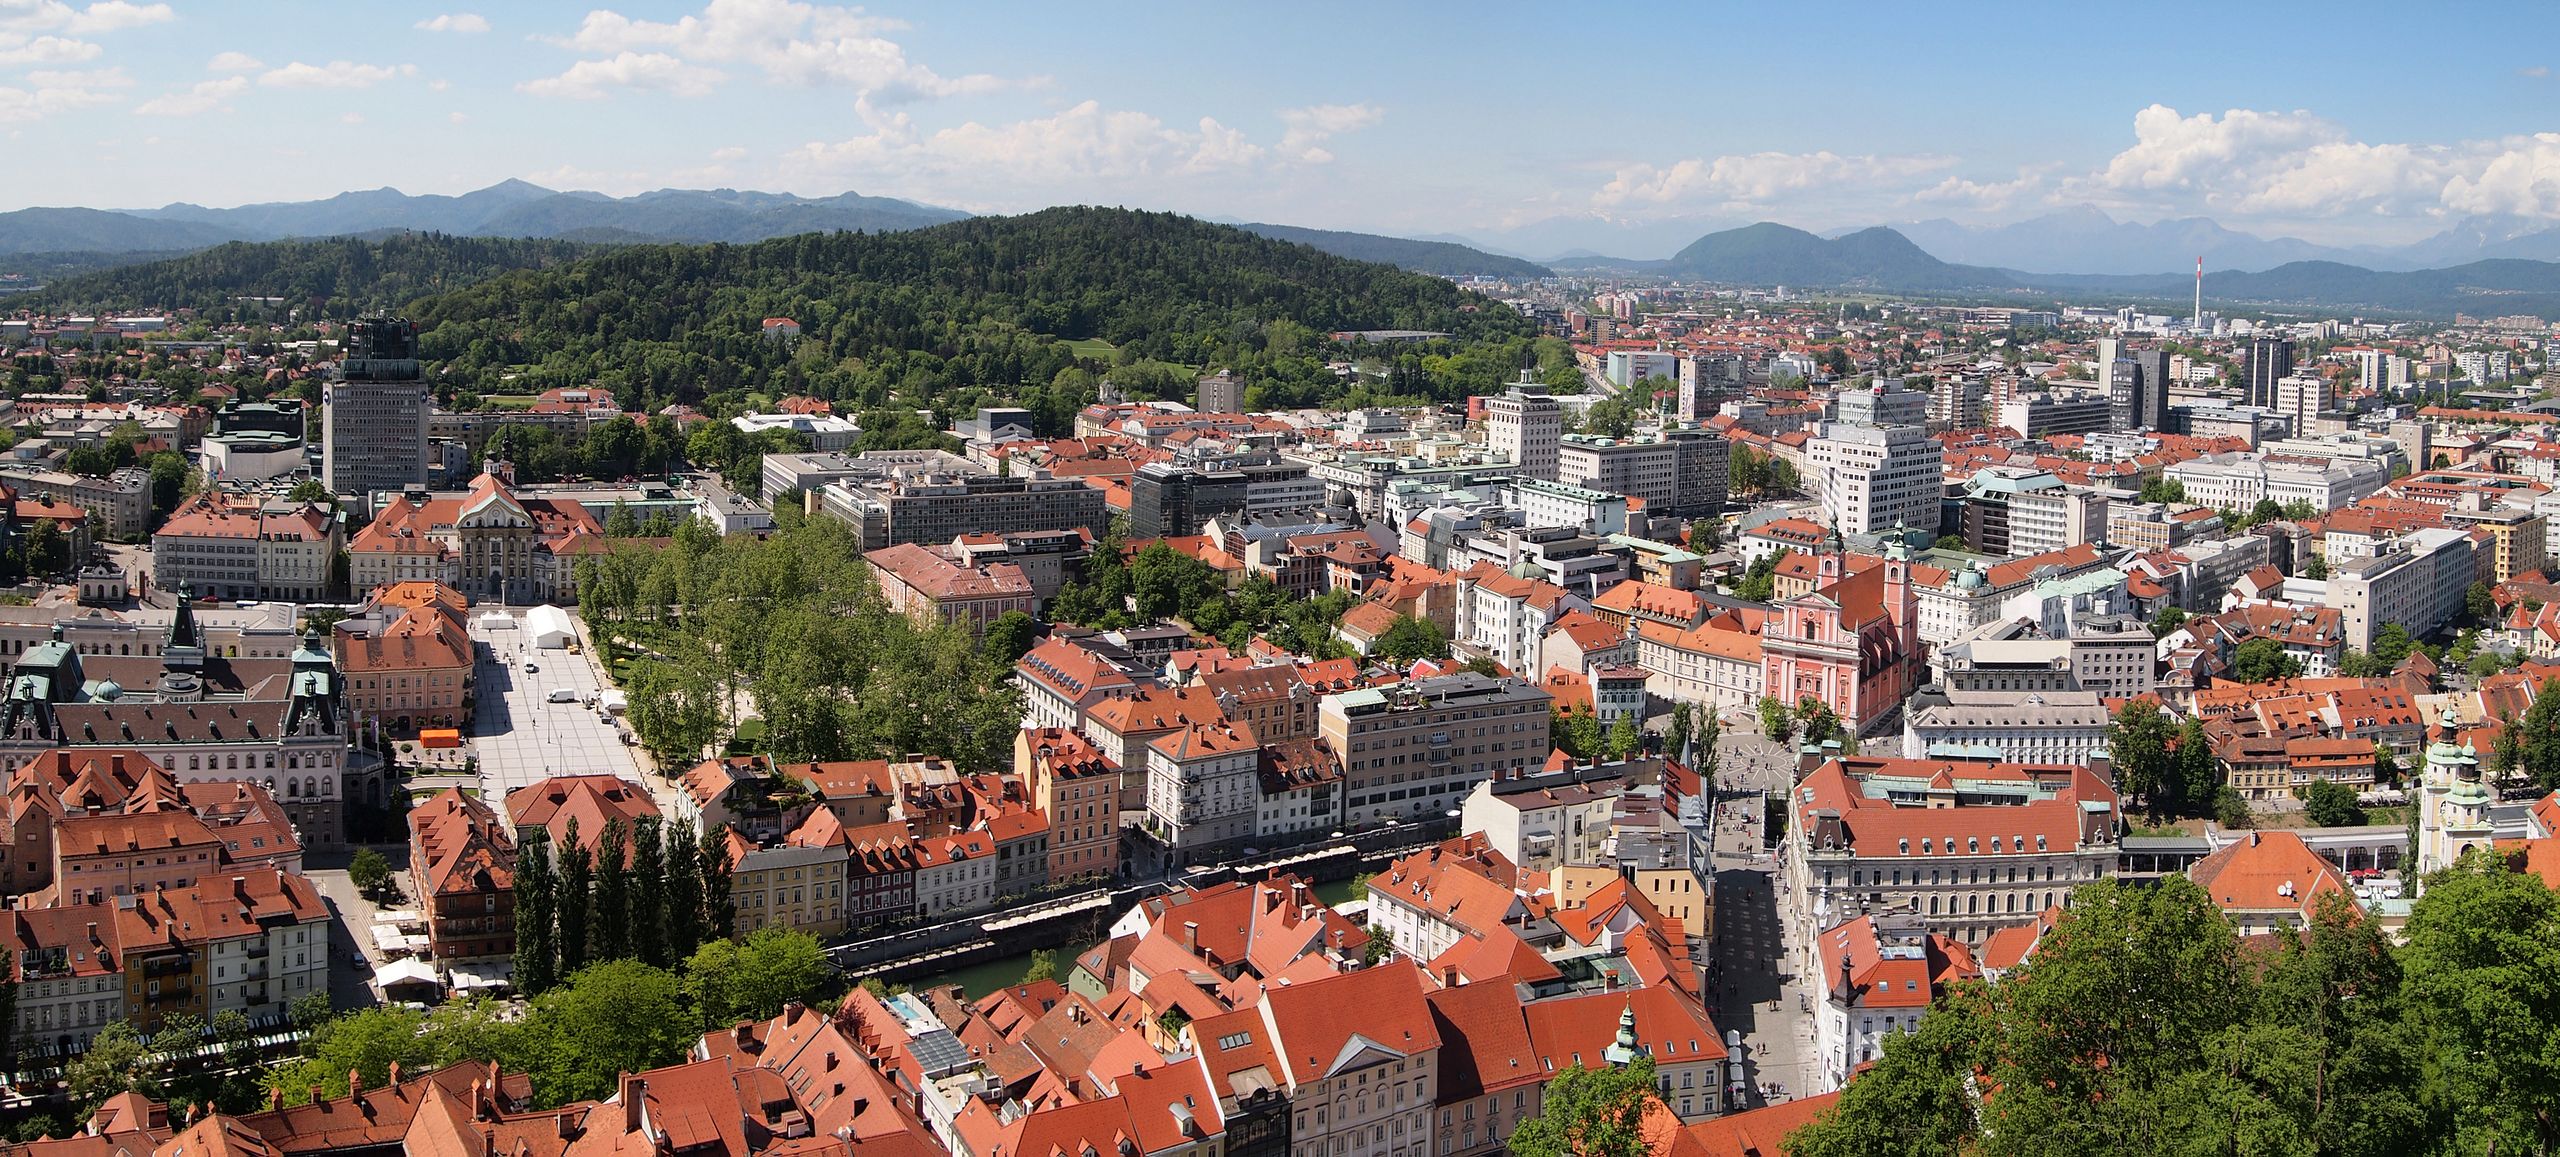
(4, 0, 2560, 252)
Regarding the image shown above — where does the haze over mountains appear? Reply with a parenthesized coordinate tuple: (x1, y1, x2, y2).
(1446, 206, 2560, 275)
(13, 178, 2560, 318)
(0, 181, 967, 254)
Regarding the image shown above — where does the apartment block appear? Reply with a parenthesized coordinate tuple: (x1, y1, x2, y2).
(1319, 673, 1551, 828)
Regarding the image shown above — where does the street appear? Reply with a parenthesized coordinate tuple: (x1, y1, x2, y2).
(1700, 718, 1824, 1107)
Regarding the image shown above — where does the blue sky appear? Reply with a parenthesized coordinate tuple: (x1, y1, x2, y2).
(5, 0, 2559, 248)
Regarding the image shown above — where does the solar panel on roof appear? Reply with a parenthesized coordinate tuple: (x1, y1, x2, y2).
(908, 1029, 971, 1076)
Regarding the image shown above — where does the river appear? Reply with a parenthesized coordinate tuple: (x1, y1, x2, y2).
(911, 877, 1363, 999)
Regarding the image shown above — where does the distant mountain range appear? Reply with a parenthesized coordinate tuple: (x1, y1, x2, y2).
(1645, 221, 2560, 318)
(1234, 223, 1550, 279)
(0, 181, 969, 255)
(1428, 204, 2560, 275)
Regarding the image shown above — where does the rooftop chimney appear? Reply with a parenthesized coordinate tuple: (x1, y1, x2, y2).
(556, 1112, 579, 1142)
(622, 1076, 648, 1135)
(388, 1061, 401, 1087)
(1182, 921, 1198, 954)
(349, 1069, 365, 1105)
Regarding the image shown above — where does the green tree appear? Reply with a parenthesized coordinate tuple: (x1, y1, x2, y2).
(266, 1006, 440, 1105)
(2372, 622, 2416, 665)
(2230, 637, 2302, 684)
(2373, 741, 2403, 788)
(2398, 851, 2560, 1152)
(591, 818, 631, 962)
(2303, 553, 2329, 580)
(23, 517, 63, 576)
(2338, 648, 2390, 678)
(2149, 605, 2188, 638)
(683, 928, 829, 1029)
(2174, 718, 2221, 819)
(982, 611, 1041, 666)
(2526, 678, 2560, 788)
(2299, 778, 2365, 827)
(1370, 615, 1450, 665)
(2468, 580, 2498, 625)
(1021, 949, 1057, 985)
(629, 819, 667, 969)
(347, 847, 394, 897)
(1794, 697, 1841, 748)
(2491, 712, 2527, 780)
(517, 960, 694, 1106)
(662, 824, 705, 959)
(1509, 1057, 1658, 1157)
(1788, 991, 1988, 1156)
(1728, 444, 1767, 497)
(1757, 695, 1795, 746)
(556, 819, 592, 975)
(2110, 698, 2181, 822)
(699, 826, 735, 940)
(69, 1020, 158, 1114)
(514, 835, 558, 997)
(1605, 712, 1641, 760)
(1971, 878, 2247, 1151)
(1665, 702, 1692, 766)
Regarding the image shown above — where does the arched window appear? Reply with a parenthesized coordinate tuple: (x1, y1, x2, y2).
(285, 779, 299, 799)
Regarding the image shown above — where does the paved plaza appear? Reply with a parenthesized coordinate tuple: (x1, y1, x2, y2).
(466, 609, 646, 803)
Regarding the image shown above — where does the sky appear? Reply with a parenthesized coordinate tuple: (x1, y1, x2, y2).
(5, 0, 2560, 251)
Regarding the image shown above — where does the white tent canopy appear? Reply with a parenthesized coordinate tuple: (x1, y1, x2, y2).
(525, 605, 576, 649)
(373, 958, 440, 992)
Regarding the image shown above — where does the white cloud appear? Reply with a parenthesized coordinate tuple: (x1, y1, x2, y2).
(2443, 133, 2560, 219)
(205, 51, 263, 73)
(0, 66, 123, 122)
(448, 110, 467, 123)
(260, 60, 417, 88)
(1276, 103, 1382, 163)
(132, 74, 246, 116)
(53, 1, 172, 34)
(782, 97, 1379, 208)
(1593, 150, 1956, 210)
(545, 0, 996, 101)
(0, 35, 98, 65)
(518, 51, 723, 99)
(0, 2, 168, 72)
(415, 13, 490, 33)
(2057, 104, 2483, 230)
(2524, 65, 2550, 79)
(709, 144, 748, 161)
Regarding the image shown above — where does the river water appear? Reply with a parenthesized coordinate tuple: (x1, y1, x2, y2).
(911, 877, 1363, 999)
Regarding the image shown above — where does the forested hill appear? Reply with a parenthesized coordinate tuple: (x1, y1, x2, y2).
(407, 207, 1539, 414)
(1237, 222, 1552, 279)
(29, 233, 595, 316)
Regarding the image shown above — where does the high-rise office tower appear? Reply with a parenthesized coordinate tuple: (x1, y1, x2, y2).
(2133, 348, 2172, 432)
(2247, 337, 2295, 410)
(322, 316, 431, 497)
(1484, 374, 1562, 481)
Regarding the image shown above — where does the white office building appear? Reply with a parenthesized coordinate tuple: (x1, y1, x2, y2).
(1808, 421, 1939, 536)
(1484, 377, 1563, 482)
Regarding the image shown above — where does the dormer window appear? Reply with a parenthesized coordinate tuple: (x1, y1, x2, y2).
(2036, 835, 2048, 851)
(1898, 838, 1909, 854)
